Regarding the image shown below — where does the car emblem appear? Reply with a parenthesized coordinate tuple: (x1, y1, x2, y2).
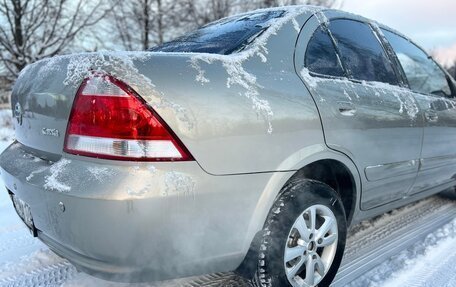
(14, 102, 23, 125)
(41, 128, 60, 137)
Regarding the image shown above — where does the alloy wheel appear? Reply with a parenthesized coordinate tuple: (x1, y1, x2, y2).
(284, 204, 338, 287)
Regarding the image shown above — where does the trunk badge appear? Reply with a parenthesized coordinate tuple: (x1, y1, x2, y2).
(14, 102, 23, 125)
(42, 128, 60, 137)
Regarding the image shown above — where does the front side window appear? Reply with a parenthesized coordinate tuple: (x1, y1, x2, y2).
(381, 29, 451, 97)
(328, 19, 399, 85)
(305, 25, 345, 77)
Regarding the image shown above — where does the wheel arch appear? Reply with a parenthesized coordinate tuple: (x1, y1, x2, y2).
(237, 149, 361, 278)
(287, 159, 358, 225)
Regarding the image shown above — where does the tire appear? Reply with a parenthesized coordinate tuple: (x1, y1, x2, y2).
(440, 187, 456, 200)
(256, 179, 347, 287)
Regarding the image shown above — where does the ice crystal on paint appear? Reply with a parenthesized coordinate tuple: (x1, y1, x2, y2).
(87, 166, 114, 182)
(163, 171, 195, 197)
(44, 159, 71, 192)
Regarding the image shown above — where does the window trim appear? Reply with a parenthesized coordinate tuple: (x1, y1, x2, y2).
(304, 16, 403, 87)
(447, 74, 456, 98)
(380, 27, 454, 98)
(369, 24, 408, 88)
(304, 23, 349, 79)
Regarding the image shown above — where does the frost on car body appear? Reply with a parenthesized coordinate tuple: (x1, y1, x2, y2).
(1, 5, 456, 287)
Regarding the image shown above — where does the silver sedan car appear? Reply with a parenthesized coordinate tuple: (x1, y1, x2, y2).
(1, 5, 456, 287)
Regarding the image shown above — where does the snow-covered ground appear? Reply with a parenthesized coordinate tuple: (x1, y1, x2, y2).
(0, 108, 455, 287)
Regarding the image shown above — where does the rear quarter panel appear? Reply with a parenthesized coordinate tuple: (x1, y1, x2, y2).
(134, 13, 325, 175)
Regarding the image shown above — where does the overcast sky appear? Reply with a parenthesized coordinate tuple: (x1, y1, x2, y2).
(341, 0, 456, 65)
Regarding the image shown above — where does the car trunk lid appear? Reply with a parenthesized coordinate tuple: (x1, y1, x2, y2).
(11, 51, 195, 161)
(12, 56, 77, 159)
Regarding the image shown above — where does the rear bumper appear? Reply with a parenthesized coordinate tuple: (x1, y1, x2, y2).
(0, 142, 276, 282)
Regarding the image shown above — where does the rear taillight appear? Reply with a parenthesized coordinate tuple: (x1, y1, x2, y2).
(64, 74, 193, 161)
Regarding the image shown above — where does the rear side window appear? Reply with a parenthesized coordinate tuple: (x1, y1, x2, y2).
(381, 29, 451, 97)
(329, 19, 399, 85)
(305, 26, 345, 77)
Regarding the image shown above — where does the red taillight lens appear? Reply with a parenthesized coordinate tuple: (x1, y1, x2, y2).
(64, 75, 193, 161)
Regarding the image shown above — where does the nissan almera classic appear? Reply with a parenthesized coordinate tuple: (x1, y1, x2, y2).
(2, 5, 456, 287)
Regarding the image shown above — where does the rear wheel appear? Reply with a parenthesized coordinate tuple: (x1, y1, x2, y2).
(256, 179, 347, 287)
(440, 187, 456, 200)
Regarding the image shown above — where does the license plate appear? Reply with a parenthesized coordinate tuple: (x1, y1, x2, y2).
(10, 193, 37, 237)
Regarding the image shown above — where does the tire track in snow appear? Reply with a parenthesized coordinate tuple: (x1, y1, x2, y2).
(0, 249, 77, 287)
(63, 272, 253, 287)
(343, 196, 452, 261)
(333, 196, 456, 287)
(342, 218, 456, 287)
(183, 273, 253, 287)
(379, 232, 456, 287)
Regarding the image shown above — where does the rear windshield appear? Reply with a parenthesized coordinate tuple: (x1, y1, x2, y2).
(149, 10, 285, 55)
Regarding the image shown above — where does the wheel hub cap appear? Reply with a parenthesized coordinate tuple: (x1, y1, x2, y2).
(307, 241, 316, 252)
(284, 204, 338, 287)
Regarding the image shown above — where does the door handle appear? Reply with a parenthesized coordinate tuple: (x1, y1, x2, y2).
(424, 109, 438, 122)
(337, 101, 356, 116)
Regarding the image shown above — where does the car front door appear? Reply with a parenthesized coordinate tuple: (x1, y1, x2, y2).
(381, 28, 456, 194)
(295, 13, 423, 209)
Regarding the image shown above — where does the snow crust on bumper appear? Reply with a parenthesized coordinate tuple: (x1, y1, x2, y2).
(0, 142, 276, 281)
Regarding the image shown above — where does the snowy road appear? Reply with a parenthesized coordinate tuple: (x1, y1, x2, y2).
(0, 110, 455, 286)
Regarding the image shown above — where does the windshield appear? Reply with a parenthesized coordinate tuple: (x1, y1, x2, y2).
(149, 10, 285, 55)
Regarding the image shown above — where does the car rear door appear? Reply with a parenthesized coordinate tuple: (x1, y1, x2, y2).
(295, 12, 423, 209)
(381, 28, 456, 194)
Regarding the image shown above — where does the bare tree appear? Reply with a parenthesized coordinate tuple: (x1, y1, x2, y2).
(0, 0, 114, 80)
(110, 0, 239, 41)
(182, 0, 341, 26)
(179, 0, 342, 29)
(181, 0, 239, 27)
(111, 0, 185, 51)
(109, 0, 341, 51)
(258, 0, 341, 8)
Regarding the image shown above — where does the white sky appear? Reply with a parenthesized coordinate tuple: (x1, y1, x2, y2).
(341, 0, 456, 65)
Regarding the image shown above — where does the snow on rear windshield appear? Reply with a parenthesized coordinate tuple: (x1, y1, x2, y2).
(149, 10, 285, 55)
